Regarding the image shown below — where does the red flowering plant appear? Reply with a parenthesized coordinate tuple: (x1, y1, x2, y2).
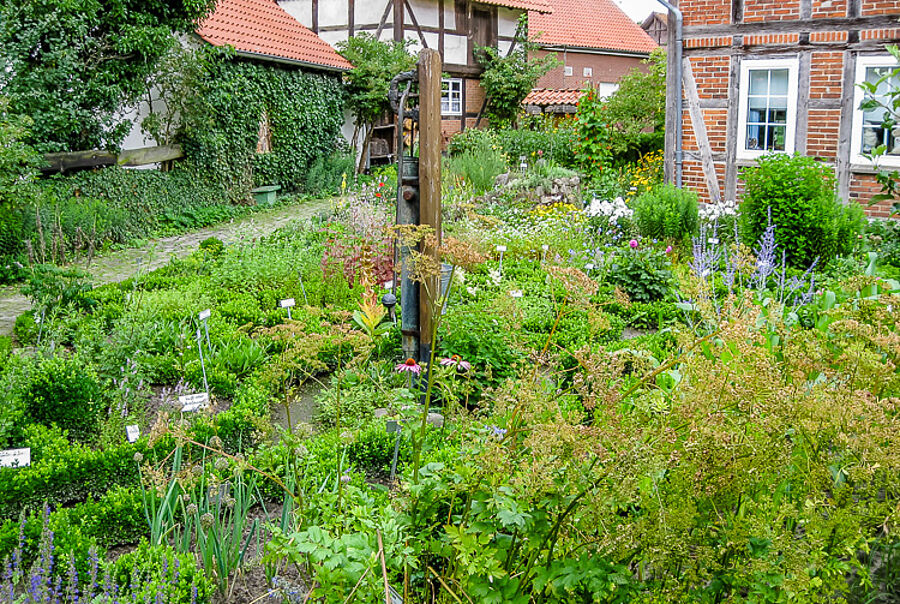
(321, 185, 394, 287)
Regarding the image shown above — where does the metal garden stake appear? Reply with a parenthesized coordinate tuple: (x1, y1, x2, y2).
(196, 329, 209, 394)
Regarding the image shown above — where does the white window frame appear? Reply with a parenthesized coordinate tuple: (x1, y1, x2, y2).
(851, 54, 900, 167)
(564, 65, 573, 77)
(583, 67, 593, 77)
(441, 78, 463, 116)
(737, 57, 799, 161)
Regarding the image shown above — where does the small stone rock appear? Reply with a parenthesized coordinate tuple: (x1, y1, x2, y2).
(374, 408, 390, 418)
(495, 173, 510, 187)
(426, 413, 445, 428)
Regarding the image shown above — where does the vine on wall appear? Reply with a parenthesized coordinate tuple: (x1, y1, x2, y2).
(181, 52, 347, 202)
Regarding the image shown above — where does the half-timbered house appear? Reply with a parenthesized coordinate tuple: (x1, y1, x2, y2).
(277, 0, 552, 154)
(671, 0, 900, 215)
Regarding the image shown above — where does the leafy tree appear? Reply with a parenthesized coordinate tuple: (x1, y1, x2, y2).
(0, 0, 217, 153)
(600, 48, 667, 163)
(477, 17, 558, 126)
(336, 34, 416, 173)
(0, 97, 41, 210)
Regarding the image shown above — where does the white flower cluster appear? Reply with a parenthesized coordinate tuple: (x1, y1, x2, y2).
(699, 199, 739, 223)
(586, 197, 633, 226)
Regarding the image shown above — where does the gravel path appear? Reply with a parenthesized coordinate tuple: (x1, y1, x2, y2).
(0, 198, 334, 338)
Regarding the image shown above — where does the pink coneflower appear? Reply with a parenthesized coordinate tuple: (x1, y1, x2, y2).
(440, 354, 472, 372)
(629, 239, 639, 249)
(395, 358, 422, 374)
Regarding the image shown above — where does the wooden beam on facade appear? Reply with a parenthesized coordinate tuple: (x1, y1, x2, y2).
(393, 0, 403, 42)
(684, 14, 898, 36)
(404, 0, 428, 47)
(682, 58, 723, 204)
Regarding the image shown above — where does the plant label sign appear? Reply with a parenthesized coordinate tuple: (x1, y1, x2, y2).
(198, 309, 211, 322)
(496, 245, 507, 253)
(0, 448, 31, 468)
(708, 237, 720, 245)
(542, 244, 549, 251)
(279, 299, 296, 309)
(585, 263, 595, 271)
(509, 290, 524, 299)
(125, 425, 140, 443)
(179, 392, 210, 412)
(386, 420, 400, 434)
(383, 280, 394, 290)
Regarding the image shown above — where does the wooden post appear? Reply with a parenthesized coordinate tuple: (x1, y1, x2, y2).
(417, 48, 442, 360)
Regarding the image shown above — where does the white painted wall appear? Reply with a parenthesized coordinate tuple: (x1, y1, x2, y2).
(279, 0, 313, 28)
(444, 33, 467, 65)
(406, 0, 440, 28)
(356, 0, 389, 25)
(498, 8, 519, 37)
(443, 1, 455, 30)
(319, 0, 349, 27)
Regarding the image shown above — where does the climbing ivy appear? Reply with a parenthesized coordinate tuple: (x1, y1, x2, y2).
(0, 0, 217, 152)
(181, 52, 347, 201)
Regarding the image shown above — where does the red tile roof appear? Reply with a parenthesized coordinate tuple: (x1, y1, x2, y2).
(530, 0, 658, 54)
(198, 0, 352, 71)
(524, 88, 584, 106)
(476, 0, 552, 14)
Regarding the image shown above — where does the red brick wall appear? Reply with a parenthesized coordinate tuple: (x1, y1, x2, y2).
(812, 0, 847, 18)
(743, 0, 801, 22)
(535, 50, 647, 90)
(862, 0, 900, 15)
(675, 0, 900, 212)
(679, 0, 731, 26)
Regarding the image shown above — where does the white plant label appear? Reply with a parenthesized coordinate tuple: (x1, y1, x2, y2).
(126, 425, 140, 443)
(198, 309, 211, 321)
(383, 280, 394, 290)
(509, 290, 524, 299)
(0, 448, 31, 468)
(496, 245, 507, 253)
(279, 298, 296, 309)
(179, 392, 210, 412)
(541, 244, 550, 251)
(585, 263, 595, 271)
(708, 238, 720, 245)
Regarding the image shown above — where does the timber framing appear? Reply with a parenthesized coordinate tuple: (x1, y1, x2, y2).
(672, 0, 900, 214)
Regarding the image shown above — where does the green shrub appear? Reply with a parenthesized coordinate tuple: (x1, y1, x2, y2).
(605, 247, 673, 303)
(741, 154, 865, 268)
(633, 184, 699, 242)
(444, 136, 507, 193)
(113, 541, 214, 604)
(305, 151, 356, 196)
(23, 355, 101, 439)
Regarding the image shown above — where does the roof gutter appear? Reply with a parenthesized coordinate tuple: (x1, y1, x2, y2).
(541, 44, 652, 59)
(656, 0, 683, 188)
(233, 49, 350, 73)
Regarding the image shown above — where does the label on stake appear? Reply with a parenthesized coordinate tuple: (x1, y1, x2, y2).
(199, 309, 211, 321)
(495, 245, 507, 253)
(179, 392, 210, 412)
(279, 298, 296, 309)
(126, 425, 140, 443)
(509, 290, 524, 299)
(0, 448, 31, 468)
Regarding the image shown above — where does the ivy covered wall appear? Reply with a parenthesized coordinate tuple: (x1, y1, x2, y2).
(182, 55, 347, 201)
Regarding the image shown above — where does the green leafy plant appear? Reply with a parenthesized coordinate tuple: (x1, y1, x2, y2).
(605, 246, 673, 302)
(0, 0, 217, 152)
(633, 184, 699, 242)
(599, 48, 667, 162)
(476, 16, 558, 126)
(336, 34, 417, 172)
(741, 153, 865, 268)
(23, 355, 102, 440)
